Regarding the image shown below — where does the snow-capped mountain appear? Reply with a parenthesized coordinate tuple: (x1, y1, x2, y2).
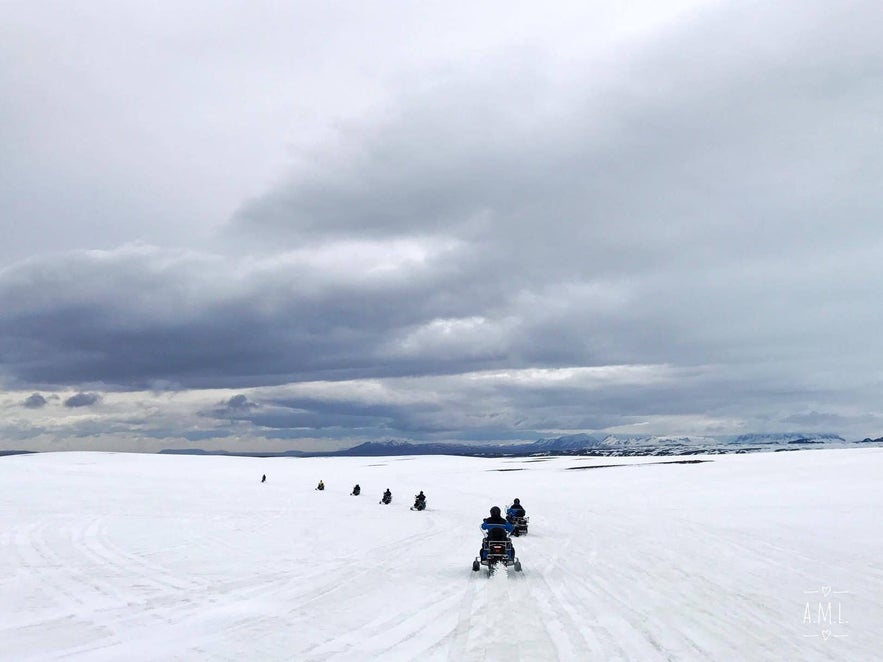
(528, 433, 603, 451)
(333, 432, 854, 457)
(161, 432, 865, 458)
(725, 432, 845, 444)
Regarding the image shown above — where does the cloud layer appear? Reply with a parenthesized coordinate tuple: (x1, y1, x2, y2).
(2, 1, 883, 450)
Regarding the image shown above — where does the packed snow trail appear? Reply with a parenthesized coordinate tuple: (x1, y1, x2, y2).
(1, 450, 881, 660)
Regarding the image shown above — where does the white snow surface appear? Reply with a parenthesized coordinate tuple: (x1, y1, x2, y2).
(2, 449, 881, 661)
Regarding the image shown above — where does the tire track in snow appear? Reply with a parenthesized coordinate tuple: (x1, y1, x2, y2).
(15, 521, 90, 608)
(526, 564, 611, 658)
(289, 514, 465, 660)
(554, 521, 783, 661)
(444, 567, 558, 661)
(522, 508, 686, 660)
(302, 588, 464, 661)
(83, 518, 305, 609)
(6, 520, 119, 660)
(447, 572, 482, 659)
(74, 519, 200, 594)
(514, 527, 631, 661)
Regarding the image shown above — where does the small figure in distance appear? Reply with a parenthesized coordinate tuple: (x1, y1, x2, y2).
(351, 484, 361, 496)
(381, 488, 392, 504)
(412, 490, 427, 511)
(261, 474, 267, 483)
(316, 480, 325, 491)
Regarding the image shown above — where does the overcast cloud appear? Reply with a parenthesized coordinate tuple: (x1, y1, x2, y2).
(2, 0, 883, 452)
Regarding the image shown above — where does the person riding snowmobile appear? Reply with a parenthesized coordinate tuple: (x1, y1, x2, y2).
(316, 480, 325, 491)
(381, 488, 392, 504)
(480, 506, 515, 559)
(351, 484, 361, 496)
(413, 491, 426, 510)
(506, 498, 526, 519)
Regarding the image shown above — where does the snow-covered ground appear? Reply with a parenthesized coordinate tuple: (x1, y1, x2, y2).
(1, 449, 881, 661)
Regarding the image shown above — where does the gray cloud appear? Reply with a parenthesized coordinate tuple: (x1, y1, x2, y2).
(23, 393, 48, 408)
(226, 0, 883, 379)
(783, 411, 852, 428)
(2, 1, 883, 448)
(225, 394, 257, 410)
(208, 394, 260, 418)
(64, 392, 101, 408)
(0, 244, 496, 389)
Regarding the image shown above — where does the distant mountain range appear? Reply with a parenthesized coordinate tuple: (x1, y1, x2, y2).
(157, 432, 882, 459)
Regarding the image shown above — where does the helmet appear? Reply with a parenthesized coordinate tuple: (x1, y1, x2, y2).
(490, 506, 501, 517)
(513, 498, 520, 505)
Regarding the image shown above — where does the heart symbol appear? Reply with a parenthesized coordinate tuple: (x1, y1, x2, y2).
(821, 586, 832, 597)
(821, 630, 831, 641)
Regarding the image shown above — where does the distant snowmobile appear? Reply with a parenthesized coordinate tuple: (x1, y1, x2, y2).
(380, 489, 392, 505)
(506, 499, 529, 536)
(411, 491, 427, 511)
(351, 484, 361, 496)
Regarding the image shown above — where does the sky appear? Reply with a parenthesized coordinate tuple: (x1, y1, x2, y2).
(2, 0, 883, 452)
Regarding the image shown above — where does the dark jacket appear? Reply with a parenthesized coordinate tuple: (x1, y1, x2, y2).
(481, 515, 514, 535)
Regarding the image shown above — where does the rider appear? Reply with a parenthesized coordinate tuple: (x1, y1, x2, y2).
(506, 498, 526, 520)
(352, 484, 361, 496)
(480, 506, 515, 560)
(316, 480, 325, 491)
(382, 488, 392, 503)
(414, 491, 426, 508)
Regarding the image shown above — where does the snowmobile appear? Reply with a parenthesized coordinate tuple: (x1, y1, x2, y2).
(507, 514, 529, 536)
(472, 529, 522, 575)
(351, 485, 361, 496)
(380, 492, 392, 505)
(410, 495, 427, 511)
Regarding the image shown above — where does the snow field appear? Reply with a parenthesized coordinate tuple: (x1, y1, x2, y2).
(1, 449, 881, 660)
